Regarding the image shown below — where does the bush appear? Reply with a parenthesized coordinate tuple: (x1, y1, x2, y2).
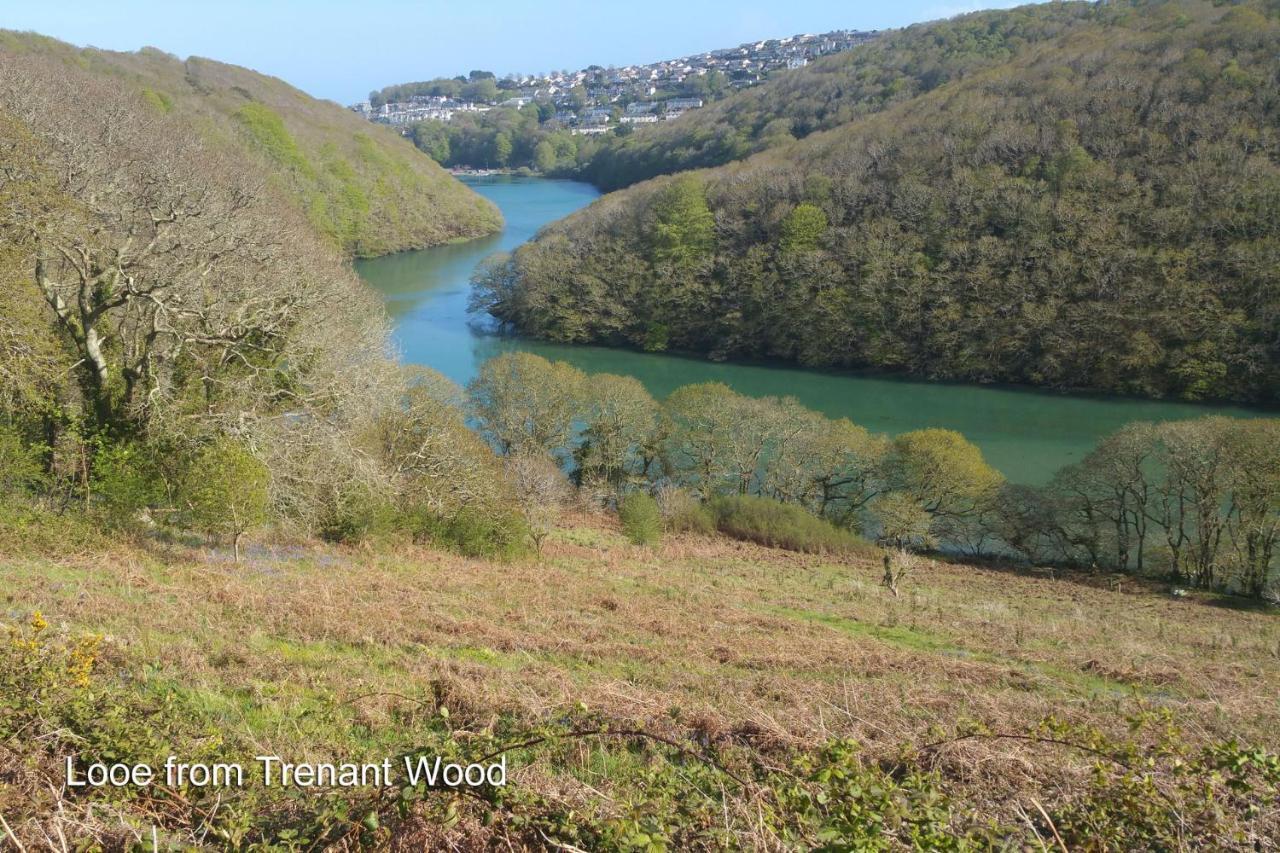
(0, 425, 45, 497)
(413, 503, 531, 561)
(91, 440, 161, 529)
(710, 494, 877, 556)
(656, 486, 716, 535)
(0, 501, 104, 555)
(619, 492, 662, 546)
(316, 485, 398, 545)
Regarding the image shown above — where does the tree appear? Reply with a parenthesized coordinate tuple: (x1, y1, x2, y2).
(461, 77, 499, 103)
(1072, 423, 1157, 573)
(0, 54, 339, 436)
(888, 429, 1003, 537)
(374, 366, 501, 518)
(1223, 419, 1280, 598)
(872, 492, 935, 549)
(411, 122, 451, 163)
(763, 410, 888, 518)
(648, 176, 715, 268)
(780, 203, 828, 253)
(492, 132, 513, 167)
(467, 353, 586, 458)
(505, 449, 570, 552)
(180, 437, 270, 562)
(575, 373, 659, 491)
(482, 3, 1280, 405)
(533, 140, 556, 173)
(661, 383, 745, 497)
(1151, 418, 1234, 588)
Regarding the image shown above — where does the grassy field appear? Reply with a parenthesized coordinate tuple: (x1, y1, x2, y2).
(2, 513, 1277, 848)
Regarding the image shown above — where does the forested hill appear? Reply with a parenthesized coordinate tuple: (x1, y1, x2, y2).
(476, 0, 1280, 404)
(579, 2, 1113, 191)
(0, 32, 501, 257)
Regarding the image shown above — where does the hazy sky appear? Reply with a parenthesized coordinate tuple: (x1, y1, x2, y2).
(0, 0, 1024, 104)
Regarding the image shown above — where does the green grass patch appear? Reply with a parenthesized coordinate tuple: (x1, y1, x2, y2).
(780, 607, 1148, 699)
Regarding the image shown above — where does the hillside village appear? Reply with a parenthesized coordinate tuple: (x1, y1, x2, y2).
(354, 29, 876, 132)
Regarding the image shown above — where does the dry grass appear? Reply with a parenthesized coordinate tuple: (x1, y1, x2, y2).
(2, 511, 1278, 845)
(4, 513, 1276, 747)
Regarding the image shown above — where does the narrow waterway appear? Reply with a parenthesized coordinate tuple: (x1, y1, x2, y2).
(356, 175, 1263, 483)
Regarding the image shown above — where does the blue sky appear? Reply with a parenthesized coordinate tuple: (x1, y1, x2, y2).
(0, 0, 1025, 104)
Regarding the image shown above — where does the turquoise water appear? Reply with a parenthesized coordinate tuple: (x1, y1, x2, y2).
(356, 176, 1264, 484)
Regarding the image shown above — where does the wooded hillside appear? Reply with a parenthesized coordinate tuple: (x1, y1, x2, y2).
(479, 0, 1280, 403)
(0, 31, 501, 257)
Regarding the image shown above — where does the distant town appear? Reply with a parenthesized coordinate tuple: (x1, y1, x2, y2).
(352, 29, 877, 133)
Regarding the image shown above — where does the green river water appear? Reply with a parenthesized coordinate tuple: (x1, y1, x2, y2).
(356, 176, 1265, 484)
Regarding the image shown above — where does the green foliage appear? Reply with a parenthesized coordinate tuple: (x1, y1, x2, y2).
(3, 617, 1275, 849)
(410, 121, 451, 163)
(709, 494, 877, 556)
(648, 176, 714, 267)
(492, 131, 513, 166)
(26, 36, 502, 258)
(468, 352, 587, 456)
(619, 492, 662, 546)
(406, 108, 583, 173)
(315, 484, 398, 545)
(235, 102, 314, 177)
(0, 424, 45, 496)
(413, 503, 531, 560)
(888, 429, 1004, 523)
(0, 501, 104, 555)
(780, 202, 828, 253)
(91, 440, 161, 529)
(179, 437, 270, 558)
(872, 492, 935, 549)
(533, 139, 556, 173)
(997, 415, 1280, 597)
(575, 372, 660, 491)
(139, 87, 173, 113)
(777, 738, 975, 849)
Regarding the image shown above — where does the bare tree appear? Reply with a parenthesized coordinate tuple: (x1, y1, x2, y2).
(0, 55, 354, 435)
(505, 449, 571, 551)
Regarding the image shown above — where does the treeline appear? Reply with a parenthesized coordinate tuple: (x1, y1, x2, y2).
(370, 70, 507, 107)
(410, 107, 598, 173)
(479, 0, 1280, 402)
(463, 354, 1278, 600)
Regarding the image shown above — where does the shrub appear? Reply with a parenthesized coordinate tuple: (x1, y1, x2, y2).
(710, 494, 877, 556)
(619, 492, 663, 546)
(656, 485, 716, 535)
(91, 440, 161, 529)
(0, 502, 104, 555)
(179, 437, 270, 561)
(0, 425, 45, 497)
(414, 503, 531, 561)
(316, 485, 397, 545)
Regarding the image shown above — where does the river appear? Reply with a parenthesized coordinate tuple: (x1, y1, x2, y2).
(356, 175, 1263, 484)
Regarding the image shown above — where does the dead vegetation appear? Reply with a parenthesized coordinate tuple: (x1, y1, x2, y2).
(1, 512, 1277, 847)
